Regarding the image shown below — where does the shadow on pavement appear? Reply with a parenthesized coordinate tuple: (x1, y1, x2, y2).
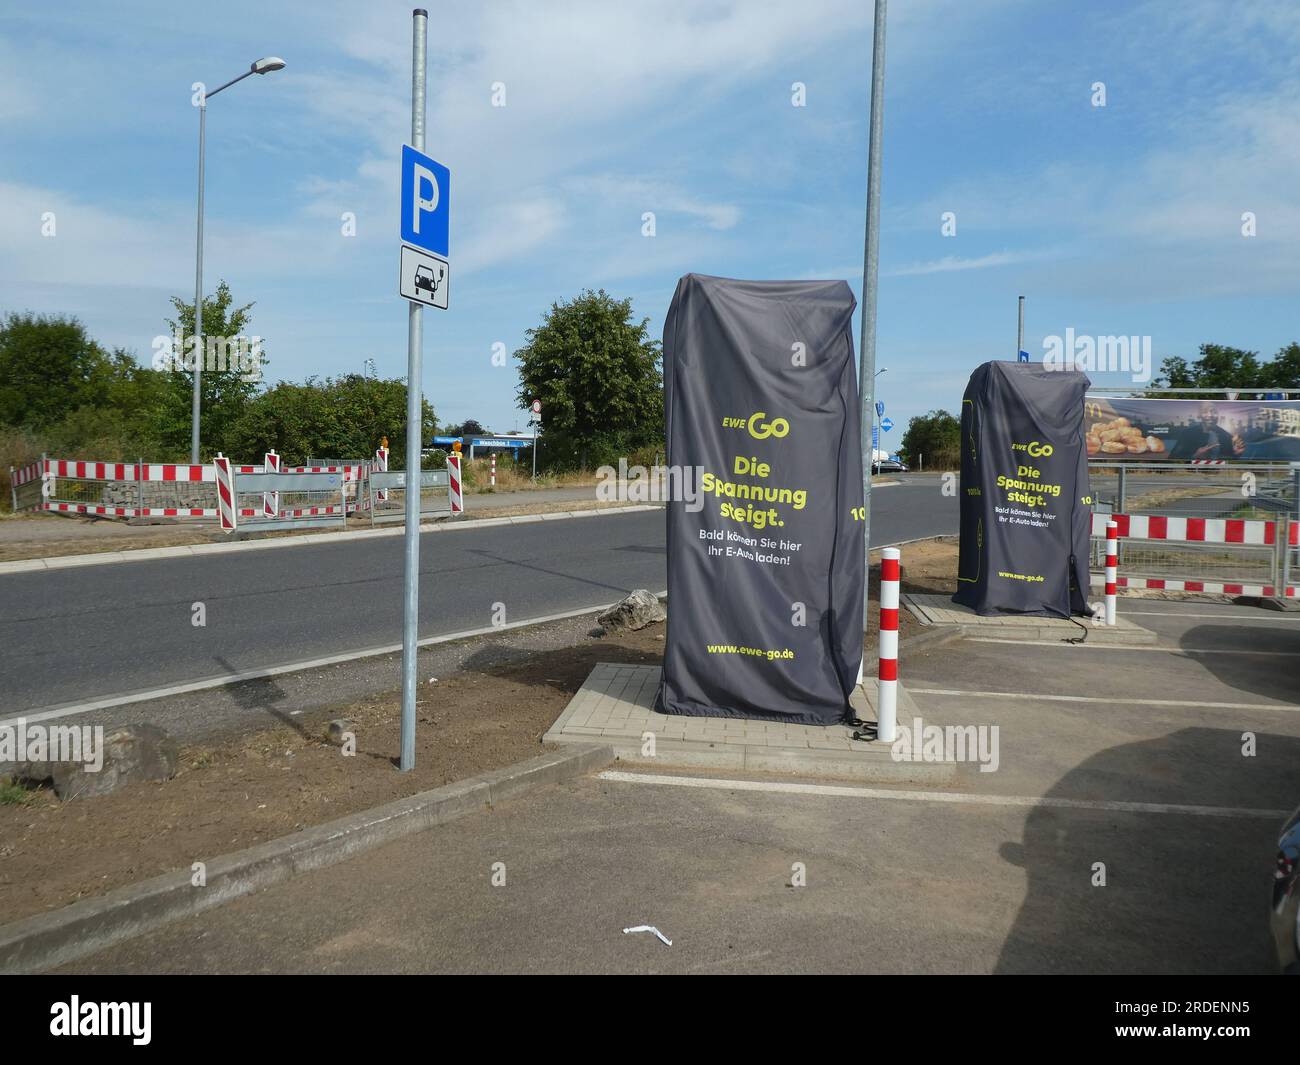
(1177, 623, 1300, 704)
(994, 727, 1297, 974)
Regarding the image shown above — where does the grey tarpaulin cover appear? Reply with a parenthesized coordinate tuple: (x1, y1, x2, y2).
(953, 361, 1093, 618)
(655, 274, 864, 726)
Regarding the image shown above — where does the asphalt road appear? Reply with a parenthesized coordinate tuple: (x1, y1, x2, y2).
(0, 476, 955, 713)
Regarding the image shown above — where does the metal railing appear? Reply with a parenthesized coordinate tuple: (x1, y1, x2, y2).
(367, 470, 452, 525)
(1089, 462, 1297, 522)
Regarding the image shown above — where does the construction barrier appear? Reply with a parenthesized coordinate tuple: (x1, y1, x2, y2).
(446, 453, 464, 514)
(221, 461, 348, 533)
(10, 445, 395, 525)
(1089, 511, 1297, 599)
(367, 470, 452, 525)
(877, 547, 900, 743)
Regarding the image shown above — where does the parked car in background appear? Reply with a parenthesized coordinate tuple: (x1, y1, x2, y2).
(873, 458, 909, 474)
(1273, 805, 1300, 972)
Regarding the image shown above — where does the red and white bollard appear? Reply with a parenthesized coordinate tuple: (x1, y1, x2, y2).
(490, 453, 496, 488)
(374, 443, 389, 503)
(446, 453, 464, 514)
(877, 546, 900, 742)
(262, 449, 280, 518)
(1105, 520, 1118, 626)
(213, 453, 237, 532)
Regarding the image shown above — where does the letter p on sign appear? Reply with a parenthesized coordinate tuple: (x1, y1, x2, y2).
(400, 144, 450, 258)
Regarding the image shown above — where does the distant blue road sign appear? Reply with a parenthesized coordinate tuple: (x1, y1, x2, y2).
(872, 426, 879, 449)
(400, 144, 449, 257)
(881, 417, 894, 432)
(875, 401, 885, 418)
(1017, 349, 1030, 363)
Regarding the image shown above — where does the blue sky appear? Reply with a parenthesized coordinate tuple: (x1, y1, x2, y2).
(3, 0, 1299, 438)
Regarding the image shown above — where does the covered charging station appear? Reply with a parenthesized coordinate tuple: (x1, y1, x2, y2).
(953, 360, 1093, 618)
(656, 274, 864, 726)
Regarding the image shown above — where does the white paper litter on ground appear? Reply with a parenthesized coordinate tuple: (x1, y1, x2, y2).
(622, 924, 672, 946)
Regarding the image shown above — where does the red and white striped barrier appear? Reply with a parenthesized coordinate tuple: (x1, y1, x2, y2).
(1091, 512, 1279, 546)
(1092, 575, 1296, 598)
(11, 460, 43, 486)
(213, 454, 236, 532)
(262, 450, 280, 518)
(490, 453, 496, 488)
(877, 546, 900, 743)
(1104, 520, 1118, 625)
(374, 445, 389, 503)
(447, 454, 464, 514)
(44, 503, 215, 518)
(45, 459, 212, 483)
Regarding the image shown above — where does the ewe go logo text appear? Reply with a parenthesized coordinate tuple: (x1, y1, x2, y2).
(1011, 441, 1053, 459)
(721, 411, 790, 440)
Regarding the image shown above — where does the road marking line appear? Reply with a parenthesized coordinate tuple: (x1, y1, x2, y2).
(965, 637, 1300, 656)
(908, 686, 1300, 713)
(0, 592, 666, 729)
(597, 770, 1288, 820)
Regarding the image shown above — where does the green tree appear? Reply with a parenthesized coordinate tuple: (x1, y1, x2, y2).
(224, 375, 434, 466)
(1153, 344, 1263, 391)
(1261, 342, 1300, 390)
(160, 280, 264, 458)
(0, 312, 171, 457)
(514, 289, 663, 470)
(899, 409, 961, 469)
(1151, 341, 1300, 393)
(0, 313, 124, 430)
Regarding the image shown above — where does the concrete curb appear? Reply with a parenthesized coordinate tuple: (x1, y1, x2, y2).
(898, 625, 961, 655)
(546, 668, 958, 785)
(0, 504, 663, 577)
(0, 744, 614, 974)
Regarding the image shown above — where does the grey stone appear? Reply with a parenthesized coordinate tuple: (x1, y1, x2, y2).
(51, 724, 179, 800)
(324, 719, 355, 746)
(596, 589, 665, 634)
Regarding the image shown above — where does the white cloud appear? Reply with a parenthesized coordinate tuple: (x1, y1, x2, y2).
(888, 250, 1046, 277)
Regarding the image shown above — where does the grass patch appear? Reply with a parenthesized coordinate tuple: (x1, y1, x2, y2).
(0, 778, 34, 806)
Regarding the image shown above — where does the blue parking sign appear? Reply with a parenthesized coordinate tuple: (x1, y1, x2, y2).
(400, 144, 449, 257)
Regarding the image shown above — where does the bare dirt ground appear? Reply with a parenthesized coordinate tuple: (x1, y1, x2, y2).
(0, 540, 949, 923)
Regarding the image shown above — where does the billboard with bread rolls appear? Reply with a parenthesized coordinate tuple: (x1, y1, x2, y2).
(1085, 397, 1300, 462)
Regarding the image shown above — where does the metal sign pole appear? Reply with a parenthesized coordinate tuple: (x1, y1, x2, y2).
(857, 0, 887, 637)
(400, 7, 428, 772)
(1017, 295, 1024, 357)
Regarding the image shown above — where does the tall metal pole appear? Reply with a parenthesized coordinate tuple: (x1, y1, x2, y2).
(191, 102, 206, 464)
(531, 418, 538, 479)
(400, 7, 428, 772)
(857, 0, 888, 632)
(1017, 295, 1024, 358)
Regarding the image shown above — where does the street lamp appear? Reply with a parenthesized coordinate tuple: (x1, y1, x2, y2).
(190, 56, 286, 463)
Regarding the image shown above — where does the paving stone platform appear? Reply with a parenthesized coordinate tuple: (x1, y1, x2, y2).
(544, 663, 956, 784)
(903, 593, 1158, 645)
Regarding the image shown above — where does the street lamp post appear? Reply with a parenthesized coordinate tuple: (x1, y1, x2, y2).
(858, 0, 888, 634)
(190, 56, 285, 463)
